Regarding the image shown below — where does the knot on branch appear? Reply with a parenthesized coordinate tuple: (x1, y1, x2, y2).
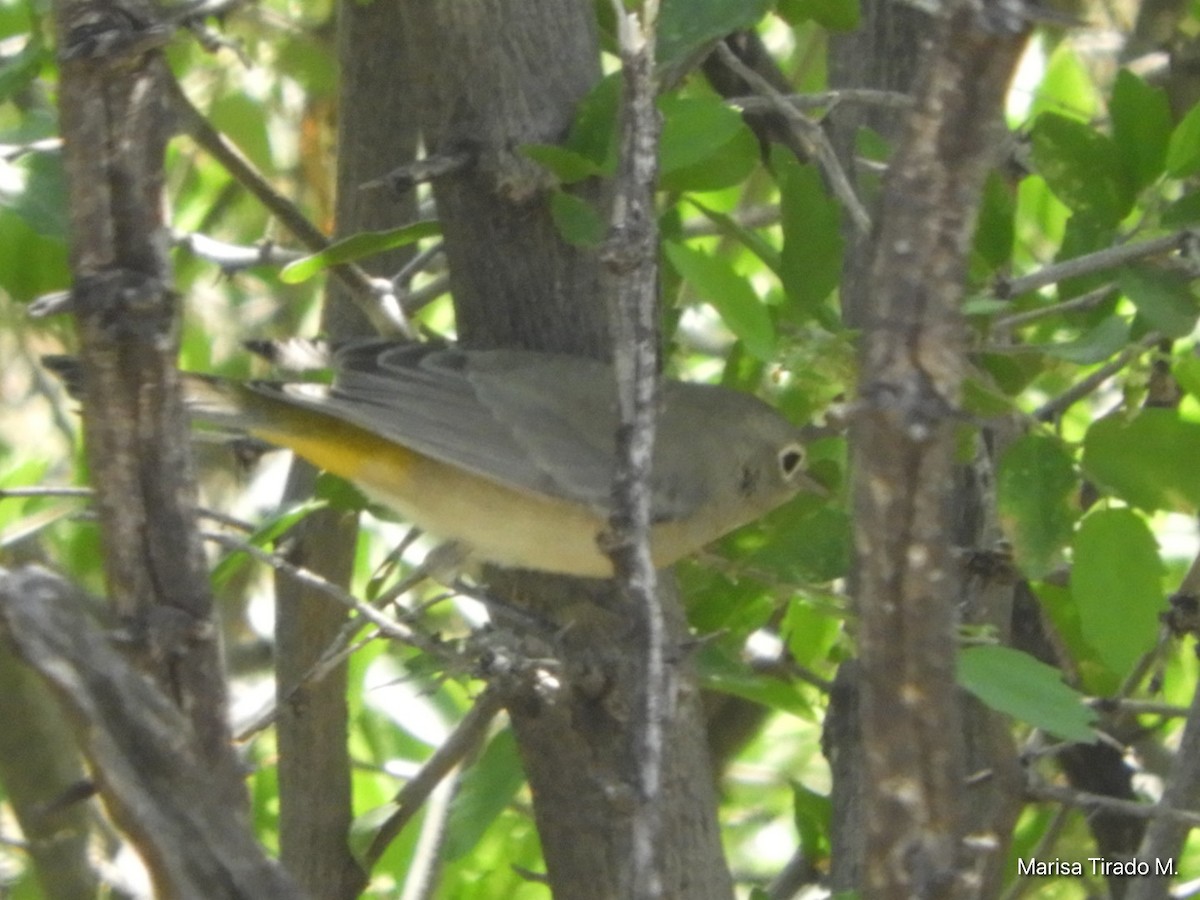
(860, 373, 959, 442)
(71, 269, 175, 338)
(60, 0, 171, 65)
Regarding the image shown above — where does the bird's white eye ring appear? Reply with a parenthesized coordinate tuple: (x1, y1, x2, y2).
(778, 443, 805, 478)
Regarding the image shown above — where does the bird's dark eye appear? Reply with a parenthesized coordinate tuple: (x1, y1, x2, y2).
(778, 444, 805, 478)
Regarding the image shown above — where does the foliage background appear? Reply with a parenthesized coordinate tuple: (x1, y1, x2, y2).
(1, 0, 1200, 896)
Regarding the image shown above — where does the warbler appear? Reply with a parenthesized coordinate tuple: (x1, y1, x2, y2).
(56, 341, 820, 576)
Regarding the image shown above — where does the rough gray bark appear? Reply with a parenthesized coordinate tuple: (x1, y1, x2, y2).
(52, 0, 244, 815)
(273, 2, 420, 896)
(851, 11, 1028, 898)
(394, 2, 735, 896)
(0, 635, 98, 900)
(0, 567, 301, 899)
(836, 0, 1029, 895)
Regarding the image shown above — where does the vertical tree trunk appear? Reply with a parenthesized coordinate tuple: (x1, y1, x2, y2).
(828, 1, 1028, 895)
(273, 2, 420, 896)
(53, 0, 244, 812)
(394, 2, 735, 896)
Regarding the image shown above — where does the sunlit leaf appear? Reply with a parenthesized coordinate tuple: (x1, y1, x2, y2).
(1082, 410, 1200, 512)
(1120, 265, 1200, 338)
(1029, 112, 1133, 225)
(444, 729, 525, 860)
(957, 645, 1096, 742)
(280, 220, 441, 283)
(1071, 508, 1163, 678)
(1110, 69, 1171, 191)
(664, 241, 775, 360)
(1166, 100, 1200, 178)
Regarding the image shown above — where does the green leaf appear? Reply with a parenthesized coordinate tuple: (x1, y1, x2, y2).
(778, 0, 860, 30)
(1110, 69, 1172, 191)
(1174, 355, 1200, 402)
(443, 728, 525, 860)
(280, 220, 441, 283)
(1037, 314, 1128, 365)
(521, 143, 605, 183)
(1082, 409, 1200, 512)
(974, 171, 1015, 271)
(791, 783, 832, 863)
(957, 645, 1096, 742)
(1071, 508, 1163, 678)
(1119, 265, 1199, 338)
(996, 434, 1078, 579)
(695, 643, 814, 718)
(657, 0, 773, 78)
(0, 33, 46, 103)
(0, 149, 68, 239)
(687, 198, 782, 275)
(1163, 191, 1200, 228)
(660, 125, 759, 193)
(782, 596, 842, 671)
(659, 96, 745, 174)
(1029, 113, 1133, 225)
(1166, 100, 1200, 178)
(549, 190, 605, 246)
(348, 801, 399, 869)
(664, 241, 776, 360)
(779, 160, 844, 315)
(210, 497, 326, 589)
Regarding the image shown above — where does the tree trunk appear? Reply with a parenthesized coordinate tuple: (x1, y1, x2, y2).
(273, 2, 420, 896)
(394, 2, 735, 896)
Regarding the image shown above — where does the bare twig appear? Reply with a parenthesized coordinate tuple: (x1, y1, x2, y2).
(172, 231, 305, 272)
(993, 282, 1115, 330)
(714, 42, 871, 235)
(166, 77, 409, 335)
(995, 230, 1193, 299)
(1027, 781, 1200, 829)
(363, 687, 505, 869)
(1032, 332, 1160, 422)
(729, 88, 914, 113)
(603, 3, 667, 897)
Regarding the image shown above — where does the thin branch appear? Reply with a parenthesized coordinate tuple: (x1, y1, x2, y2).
(1032, 332, 1160, 422)
(171, 231, 305, 272)
(165, 77, 409, 336)
(363, 687, 505, 870)
(1027, 781, 1200, 829)
(993, 282, 1115, 330)
(729, 88, 915, 113)
(604, 3, 667, 898)
(714, 41, 871, 235)
(995, 229, 1193, 299)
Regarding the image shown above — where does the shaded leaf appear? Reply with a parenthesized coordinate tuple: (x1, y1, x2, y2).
(997, 434, 1078, 579)
(549, 190, 605, 246)
(444, 729, 525, 860)
(657, 0, 773, 77)
(779, 160, 844, 314)
(1030, 113, 1133, 225)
